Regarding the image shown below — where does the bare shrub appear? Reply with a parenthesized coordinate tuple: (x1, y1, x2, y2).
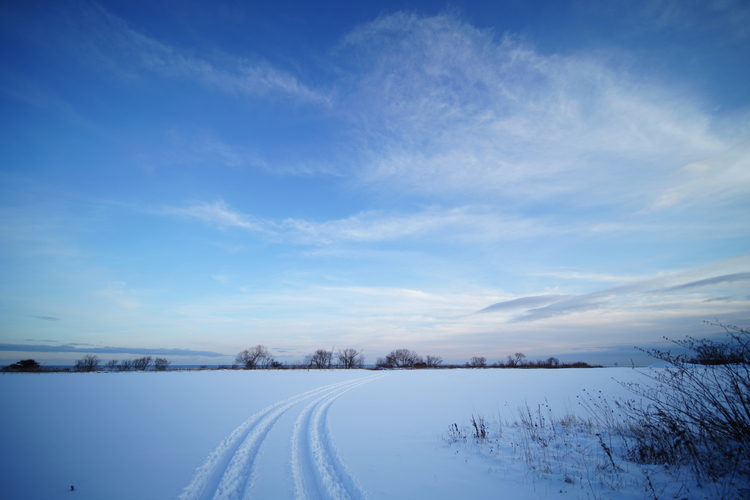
(425, 355, 443, 368)
(375, 356, 392, 368)
(236, 345, 271, 369)
(471, 414, 488, 440)
(616, 321, 750, 487)
(337, 348, 365, 369)
(527, 357, 562, 368)
(154, 357, 171, 371)
(468, 356, 487, 368)
(132, 356, 152, 371)
(444, 423, 467, 444)
(75, 354, 100, 372)
(105, 359, 118, 371)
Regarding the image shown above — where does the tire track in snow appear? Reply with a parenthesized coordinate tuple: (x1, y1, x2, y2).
(178, 377, 371, 500)
(292, 374, 385, 500)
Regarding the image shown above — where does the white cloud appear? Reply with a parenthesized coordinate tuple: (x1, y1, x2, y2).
(165, 192, 750, 247)
(647, 138, 750, 211)
(155, 256, 750, 360)
(335, 13, 737, 209)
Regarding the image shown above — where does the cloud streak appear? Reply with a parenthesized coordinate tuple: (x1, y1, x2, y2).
(163, 200, 267, 233)
(0, 343, 225, 357)
(660, 272, 750, 292)
(476, 295, 569, 314)
(59, 2, 325, 103)
(164, 200, 568, 245)
(646, 139, 750, 213)
(477, 260, 750, 322)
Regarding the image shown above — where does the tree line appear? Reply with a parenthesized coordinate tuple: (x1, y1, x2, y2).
(2, 347, 599, 373)
(1, 355, 172, 372)
(232, 346, 597, 370)
(234, 345, 366, 369)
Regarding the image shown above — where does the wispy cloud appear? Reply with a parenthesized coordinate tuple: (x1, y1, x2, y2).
(153, 256, 749, 362)
(212, 274, 231, 285)
(278, 207, 558, 244)
(476, 295, 569, 314)
(477, 259, 750, 322)
(159, 132, 268, 171)
(164, 200, 567, 244)
(704, 296, 732, 303)
(33, 315, 61, 321)
(0, 343, 225, 357)
(94, 281, 140, 309)
(634, 0, 750, 39)
(334, 13, 738, 211)
(660, 272, 750, 292)
(0, 70, 89, 126)
(166, 195, 749, 248)
(148, 131, 344, 177)
(163, 200, 267, 233)
(646, 138, 750, 212)
(532, 271, 644, 283)
(60, 2, 325, 103)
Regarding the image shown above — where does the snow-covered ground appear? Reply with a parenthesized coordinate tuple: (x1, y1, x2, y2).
(0, 368, 727, 499)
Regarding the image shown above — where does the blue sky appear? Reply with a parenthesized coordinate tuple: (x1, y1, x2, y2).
(1, 0, 749, 366)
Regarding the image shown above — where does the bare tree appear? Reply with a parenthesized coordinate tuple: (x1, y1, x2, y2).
(506, 352, 526, 367)
(154, 357, 171, 371)
(385, 349, 422, 368)
(236, 345, 271, 369)
(75, 354, 100, 372)
(337, 348, 365, 369)
(105, 359, 119, 371)
(306, 348, 334, 369)
(544, 356, 560, 367)
(259, 352, 279, 369)
(117, 359, 133, 371)
(468, 356, 487, 368)
(132, 356, 152, 371)
(425, 355, 443, 368)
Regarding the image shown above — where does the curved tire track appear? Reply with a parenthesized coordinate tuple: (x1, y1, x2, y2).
(179, 374, 383, 500)
(292, 375, 385, 500)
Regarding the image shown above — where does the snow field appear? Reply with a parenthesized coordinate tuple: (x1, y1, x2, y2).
(0, 367, 715, 499)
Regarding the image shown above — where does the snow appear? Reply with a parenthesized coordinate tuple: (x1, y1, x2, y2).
(0, 368, 729, 499)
